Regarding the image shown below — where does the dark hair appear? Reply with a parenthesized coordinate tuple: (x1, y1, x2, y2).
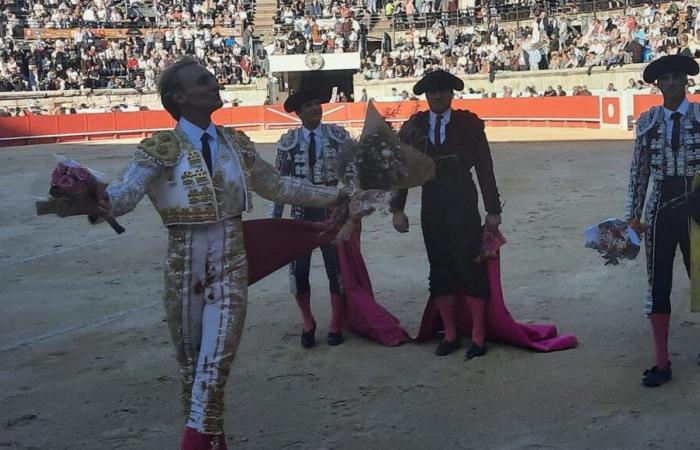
(158, 56, 200, 120)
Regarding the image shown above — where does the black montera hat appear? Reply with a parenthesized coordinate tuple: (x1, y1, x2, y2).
(283, 89, 329, 113)
(642, 55, 699, 83)
(412, 70, 465, 95)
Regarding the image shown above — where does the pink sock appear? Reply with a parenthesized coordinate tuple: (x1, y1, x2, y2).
(329, 293, 343, 333)
(435, 295, 457, 342)
(295, 293, 315, 331)
(650, 313, 671, 369)
(467, 296, 486, 347)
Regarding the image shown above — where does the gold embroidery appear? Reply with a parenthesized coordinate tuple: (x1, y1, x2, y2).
(160, 206, 219, 225)
(181, 170, 196, 185)
(187, 186, 216, 205)
(187, 151, 202, 167)
(221, 127, 256, 166)
(138, 131, 182, 165)
(181, 167, 209, 186)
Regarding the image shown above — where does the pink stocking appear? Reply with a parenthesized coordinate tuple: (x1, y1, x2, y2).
(650, 313, 670, 369)
(329, 293, 343, 333)
(295, 293, 315, 332)
(435, 295, 457, 342)
(466, 296, 486, 347)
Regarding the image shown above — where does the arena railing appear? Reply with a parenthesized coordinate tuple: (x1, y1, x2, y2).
(0, 96, 628, 147)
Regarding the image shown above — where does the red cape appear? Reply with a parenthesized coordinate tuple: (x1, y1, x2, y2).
(243, 219, 411, 346)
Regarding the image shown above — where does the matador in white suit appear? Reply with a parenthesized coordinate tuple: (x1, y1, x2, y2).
(102, 57, 349, 450)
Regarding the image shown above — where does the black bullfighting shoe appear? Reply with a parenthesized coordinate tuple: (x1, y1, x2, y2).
(327, 331, 344, 346)
(465, 344, 487, 360)
(642, 363, 672, 387)
(301, 324, 316, 349)
(435, 338, 461, 356)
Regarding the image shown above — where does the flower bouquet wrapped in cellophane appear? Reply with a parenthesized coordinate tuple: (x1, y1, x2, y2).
(35, 156, 125, 234)
(334, 102, 436, 239)
(585, 218, 640, 265)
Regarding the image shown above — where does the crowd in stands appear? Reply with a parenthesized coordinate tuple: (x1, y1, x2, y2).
(0, 0, 262, 91)
(2, 0, 700, 94)
(271, 0, 366, 54)
(0, 0, 254, 30)
(0, 25, 263, 91)
(362, 1, 700, 79)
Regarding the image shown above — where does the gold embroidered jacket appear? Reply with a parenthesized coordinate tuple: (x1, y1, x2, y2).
(106, 126, 342, 226)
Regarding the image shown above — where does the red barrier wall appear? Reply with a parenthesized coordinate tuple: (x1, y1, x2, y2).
(633, 94, 700, 119)
(0, 97, 605, 147)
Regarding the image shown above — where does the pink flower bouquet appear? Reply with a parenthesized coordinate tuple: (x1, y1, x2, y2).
(36, 158, 125, 234)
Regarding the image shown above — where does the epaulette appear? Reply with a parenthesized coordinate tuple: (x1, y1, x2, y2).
(136, 130, 183, 166)
(636, 106, 662, 137)
(277, 129, 299, 151)
(326, 123, 350, 143)
(220, 126, 257, 164)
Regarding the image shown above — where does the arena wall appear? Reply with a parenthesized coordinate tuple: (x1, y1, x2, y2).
(355, 63, 699, 99)
(3, 94, 699, 147)
(0, 96, 630, 147)
(0, 79, 269, 111)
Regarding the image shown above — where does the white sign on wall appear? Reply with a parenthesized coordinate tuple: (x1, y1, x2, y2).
(269, 52, 362, 73)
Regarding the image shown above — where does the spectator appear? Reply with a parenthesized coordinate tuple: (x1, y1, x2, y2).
(578, 85, 593, 96)
(543, 85, 557, 96)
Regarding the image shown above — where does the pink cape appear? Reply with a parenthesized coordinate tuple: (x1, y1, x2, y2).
(243, 219, 576, 351)
(243, 219, 411, 346)
(415, 230, 578, 352)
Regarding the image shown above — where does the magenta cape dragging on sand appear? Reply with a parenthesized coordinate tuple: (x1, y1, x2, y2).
(416, 230, 578, 352)
(244, 220, 576, 350)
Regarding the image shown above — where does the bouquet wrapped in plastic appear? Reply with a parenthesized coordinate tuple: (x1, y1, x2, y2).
(585, 218, 640, 265)
(334, 102, 436, 239)
(35, 157, 125, 234)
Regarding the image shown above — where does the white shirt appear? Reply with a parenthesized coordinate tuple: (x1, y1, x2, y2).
(179, 116, 219, 168)
(428, 109, 451, 145)
(302, 124, 323, 158)
(663, 97, 690, 144)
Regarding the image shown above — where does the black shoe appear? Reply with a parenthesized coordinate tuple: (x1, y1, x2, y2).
(465, 343, 487, 359)
(301, 325, 316, 349)
(327, 331, 344, 346)
(435, 338, 461, 356)
(642, 363, 672, 387)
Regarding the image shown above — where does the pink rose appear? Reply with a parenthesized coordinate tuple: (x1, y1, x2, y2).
(50, 161, 93, 196)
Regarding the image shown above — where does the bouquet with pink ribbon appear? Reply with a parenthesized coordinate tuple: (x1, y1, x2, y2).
(36, 157, 125, 234)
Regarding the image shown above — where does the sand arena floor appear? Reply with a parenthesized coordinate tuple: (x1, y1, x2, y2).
(1, 131, 699, 450)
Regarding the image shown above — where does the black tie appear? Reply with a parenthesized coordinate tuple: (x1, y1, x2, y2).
(671, 111, 682, 153)
(201, 133, 213, 174)
(308, 131, 317, 171)
(434, 114, 443, 146)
